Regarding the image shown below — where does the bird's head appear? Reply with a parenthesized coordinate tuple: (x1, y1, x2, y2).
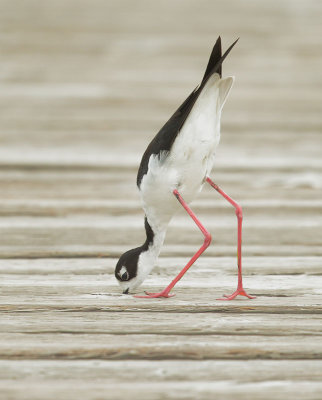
(115, 246, 155, 294)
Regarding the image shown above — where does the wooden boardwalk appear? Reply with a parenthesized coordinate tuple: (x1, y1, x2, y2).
(0, 0, 322, 399)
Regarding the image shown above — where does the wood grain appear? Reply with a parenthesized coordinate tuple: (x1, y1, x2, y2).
(0, 333, 321, 360)
(0, 380, 321, 400)
(0, 0, 322, 398)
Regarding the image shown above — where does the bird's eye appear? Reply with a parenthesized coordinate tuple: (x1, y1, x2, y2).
(121, 271, 129, 281)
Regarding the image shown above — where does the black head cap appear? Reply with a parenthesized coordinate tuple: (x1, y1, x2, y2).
(114, 246, 141, 284)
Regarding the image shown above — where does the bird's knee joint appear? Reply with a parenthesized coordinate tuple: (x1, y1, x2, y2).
(235, 205, 243, 219)
(204, 232, 212, 247)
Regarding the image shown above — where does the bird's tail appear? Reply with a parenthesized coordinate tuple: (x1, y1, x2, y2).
(202, 36, 239, 82)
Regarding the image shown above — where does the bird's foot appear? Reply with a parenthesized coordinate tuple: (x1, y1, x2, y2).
(217, 287, 256, 301)
(134, 289, 175, 299)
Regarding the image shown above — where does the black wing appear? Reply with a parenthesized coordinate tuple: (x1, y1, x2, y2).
(137, 37, 238, 187)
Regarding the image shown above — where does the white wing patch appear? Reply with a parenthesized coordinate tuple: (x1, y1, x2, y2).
(218, 76, 234, 111)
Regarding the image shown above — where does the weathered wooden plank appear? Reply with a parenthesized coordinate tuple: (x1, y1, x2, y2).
(0, 170, 321, 210)
(1, 88, 321, 117)
(0, 293, 321, 314)
(1, 274, 321, 298)
(1, 84, 322, 104)
(1, 360, 322, 400)
(1, 312, 321, 336)
(0, 333, 321, 360)
(0, 218, 319, 242)
(0, 216, 320, 255)
(1, 244, 322, 258)
(1, 198, 322, 217)
(0, 239, 320, 260)
(0, 165, 320, 183)
(1, 148, 322, 170)
(2, 359, 322, 382)
(1, 107, 321, 136)
(0, 256, 320, 276)
(1, 263, 322, 299)
(0, 380, 321, 400)
(0, 244, 322, 258)
(4, 214, 320, 229)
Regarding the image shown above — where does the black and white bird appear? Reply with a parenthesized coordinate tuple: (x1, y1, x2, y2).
(115, 37, 255, 300)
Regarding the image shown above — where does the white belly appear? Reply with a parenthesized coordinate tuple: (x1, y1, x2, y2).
(140, 74, 224, 228)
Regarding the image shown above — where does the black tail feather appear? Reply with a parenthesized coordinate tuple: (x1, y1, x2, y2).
(202, 36, 222, 80)
(202, 37, 239, 83)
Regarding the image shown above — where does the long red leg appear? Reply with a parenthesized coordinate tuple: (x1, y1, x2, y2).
(134, 189, 212, 299)
(206, 177, 255, 300)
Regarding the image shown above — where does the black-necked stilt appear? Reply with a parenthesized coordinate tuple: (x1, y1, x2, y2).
(115, 37, 255, 300)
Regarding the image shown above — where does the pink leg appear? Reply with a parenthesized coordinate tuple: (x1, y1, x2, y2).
(206, 177, 255, 300)
(134, 189, 212, 299)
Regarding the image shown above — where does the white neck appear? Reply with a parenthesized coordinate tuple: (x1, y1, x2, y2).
(138, 227, 166, 280)
(148, 227, 166, 257)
